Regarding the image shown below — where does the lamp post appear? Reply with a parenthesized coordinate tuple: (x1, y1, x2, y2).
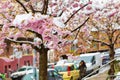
(33, 37, 42, 80)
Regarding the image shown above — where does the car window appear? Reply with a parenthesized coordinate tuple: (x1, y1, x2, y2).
(52, 71, 59, 76)
(55, 66, 68, 72)
(48, 71, 53, 77)
(27, 68, 32, 70)
(18, 68, 26, 71)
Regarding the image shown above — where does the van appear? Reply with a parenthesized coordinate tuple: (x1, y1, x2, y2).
(74, 52, 102, 74)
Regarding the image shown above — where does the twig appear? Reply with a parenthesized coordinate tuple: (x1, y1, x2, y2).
(64, 3, 89, 25)
(16, 0, 29, 13)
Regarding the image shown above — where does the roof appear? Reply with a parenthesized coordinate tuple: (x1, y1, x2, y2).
(55, 63, 74, 66)
(0, 57, 13, 62)
(80, 52, 101, 56)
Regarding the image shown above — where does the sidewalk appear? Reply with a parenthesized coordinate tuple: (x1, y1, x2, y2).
(6, 78, 11, 80)
(86, 71, 108, 80)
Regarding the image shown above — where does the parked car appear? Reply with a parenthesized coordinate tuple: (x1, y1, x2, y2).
(10, 66, 37, 80)
(54, 63, 79, 80)
(101, 51, 110, 65)
(74, 52, 102, 74)
(22, 69, 63, 80)
(0, 73, 6, 80)
(101, 49, 120, 64)
(48, 63, 56, 69)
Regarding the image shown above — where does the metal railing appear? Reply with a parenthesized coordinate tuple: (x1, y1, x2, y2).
(82, 57, 120, 80)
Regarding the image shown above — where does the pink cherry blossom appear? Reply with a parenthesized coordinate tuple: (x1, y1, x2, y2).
(73, 3, 79, 8)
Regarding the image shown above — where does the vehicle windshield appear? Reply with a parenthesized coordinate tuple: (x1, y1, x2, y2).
(55, 66, 68, 72)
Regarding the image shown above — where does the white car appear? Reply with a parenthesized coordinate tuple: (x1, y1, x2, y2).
(11, 66, 37, 80)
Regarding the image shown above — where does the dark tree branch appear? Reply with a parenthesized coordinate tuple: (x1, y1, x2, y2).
(29, 5, 35, 13)
(71, 17, 89, 32)
(0, 24, 3, 26)
(44, 0, 49, 14)
(92, 39, 110, 46)
(42, 0, 46, 14)
(75, 28, 80, 39)
(64, 3, 89, 25)
(63, 17, 89, 38)
(5, 37, 33, 44)
(0, 24, 15, 28)
(16, 0, 29, 13)
(111, 30, 117, 36)
(58, 11, 64, 17)
(42, 0, 49, 14)
(16, 37, 33, 42)
(5, 37, 41, 52)
(0, 24, 43, 41)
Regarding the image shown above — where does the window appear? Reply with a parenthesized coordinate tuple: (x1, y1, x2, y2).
(55, 66, 68, 72)
(52, 71, 59, 77)
(5, 66, 7, 73)
(8, 65, 11, 68)
(24, 61, 26, 65)
(70, 65, 74, 71)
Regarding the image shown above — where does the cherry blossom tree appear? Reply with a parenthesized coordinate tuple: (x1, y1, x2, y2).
(0, 0, 92, 80)
(88, 0, 120, 77)
(0, 0, 119, 79)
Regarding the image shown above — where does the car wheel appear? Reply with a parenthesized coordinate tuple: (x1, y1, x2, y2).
(70, 77, 73, 80)
(96, 66, 100, 74)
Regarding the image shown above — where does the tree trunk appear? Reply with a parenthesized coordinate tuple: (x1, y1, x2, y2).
(108, 45, 115, 80)
(39, 44, 48, 80)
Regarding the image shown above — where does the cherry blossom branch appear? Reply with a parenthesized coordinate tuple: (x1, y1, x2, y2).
(75, 28, 80, 39)
(64, 3, 89, 25)
(63, 17, 89, 38)
(0, 24, 43, 41)
(15, 37, 33, 42)
(0, 24, 16, 28)
(71, 17, 89, 32)
(16, 0, 29, 13)
(5, 37, 33, 45)
(5, 37, 41, 52)
(29, 5, 35, 13)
